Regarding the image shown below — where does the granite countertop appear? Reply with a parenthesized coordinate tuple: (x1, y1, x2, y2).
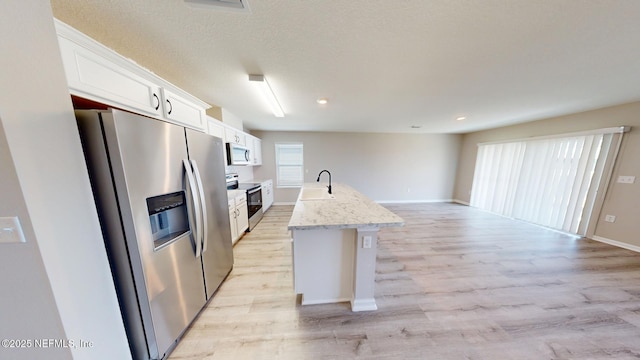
(287, 183, 405, 230)
(227, 189, 246, 200)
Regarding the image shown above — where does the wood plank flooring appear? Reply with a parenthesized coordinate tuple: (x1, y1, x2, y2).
(169, 203, 640, 359)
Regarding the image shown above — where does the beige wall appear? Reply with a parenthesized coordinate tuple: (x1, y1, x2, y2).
(253, 131, 461, 203)
(454, 101, 640, 248)
(0, 118, 69, 359)
(0, 1, 130, 359)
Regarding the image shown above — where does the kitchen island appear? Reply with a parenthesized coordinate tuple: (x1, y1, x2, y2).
(288, 183, 404, 311)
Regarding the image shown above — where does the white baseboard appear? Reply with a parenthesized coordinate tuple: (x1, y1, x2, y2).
(301, 296, 351, 306)
(351, 298, 378, 312)
(376, 199, 453, 204)
(590, 235, 640, 253)
(275, 200, 456, 205)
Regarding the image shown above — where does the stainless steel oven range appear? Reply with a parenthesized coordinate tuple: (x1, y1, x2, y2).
(226, 174, 263, 232)
(238, 183, 263, 231)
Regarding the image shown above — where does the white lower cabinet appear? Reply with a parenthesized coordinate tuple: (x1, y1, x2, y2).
(228, 192, 248, 245)
(237, 200, 249, 234)
(261, 179, 274, 212)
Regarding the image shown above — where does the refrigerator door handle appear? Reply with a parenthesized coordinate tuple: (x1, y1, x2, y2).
(190, 159, 209, 254)
(183, 159, 203, 258)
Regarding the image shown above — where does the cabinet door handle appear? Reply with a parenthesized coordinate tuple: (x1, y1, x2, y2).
(166, 99, 173, 115)
(153, 93, 160, 110)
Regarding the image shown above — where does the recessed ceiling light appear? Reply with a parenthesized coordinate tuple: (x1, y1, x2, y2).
(317, 98, 328, 105)
(410, 125, 422, 129)
(456, 116, 466, 121)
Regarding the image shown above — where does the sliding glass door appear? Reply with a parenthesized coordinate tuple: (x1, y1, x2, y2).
(470, 127, 628, 236)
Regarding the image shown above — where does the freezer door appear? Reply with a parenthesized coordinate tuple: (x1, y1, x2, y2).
(102, 110, 207, 358)
(185, 129, 234, 299)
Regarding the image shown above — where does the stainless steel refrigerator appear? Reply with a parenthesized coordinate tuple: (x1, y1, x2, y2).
(76, 109, 233, 360)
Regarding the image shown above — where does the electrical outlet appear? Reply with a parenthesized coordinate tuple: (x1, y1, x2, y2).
(363, 236, 372, 249)
(617, 176, 636, 184)
(604, 215, 616, 223)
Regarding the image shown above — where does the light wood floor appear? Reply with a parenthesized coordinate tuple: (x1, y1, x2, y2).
(169, 203, 640, 359)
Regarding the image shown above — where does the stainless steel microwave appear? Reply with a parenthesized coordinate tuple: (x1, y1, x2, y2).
(226, 143, 251, 165)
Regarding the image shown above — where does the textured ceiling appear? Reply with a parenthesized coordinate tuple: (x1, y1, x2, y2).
(50, 0, 640, 133)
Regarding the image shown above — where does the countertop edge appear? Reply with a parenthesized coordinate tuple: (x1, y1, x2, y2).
(288, 221, 405, 231)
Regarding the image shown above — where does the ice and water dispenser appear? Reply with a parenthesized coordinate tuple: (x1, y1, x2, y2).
(146, 191, 190, 250)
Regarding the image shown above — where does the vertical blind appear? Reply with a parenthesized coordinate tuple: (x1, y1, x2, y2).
(470, 128, 627, 235)
(275, 143, 304, 187)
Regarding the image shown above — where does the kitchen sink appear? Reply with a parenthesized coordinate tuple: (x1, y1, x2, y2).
(298, 187, 336, 201)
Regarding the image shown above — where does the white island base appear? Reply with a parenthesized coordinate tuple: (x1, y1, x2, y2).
(292, 227, 380, 311)
(288, 183, 404, 312)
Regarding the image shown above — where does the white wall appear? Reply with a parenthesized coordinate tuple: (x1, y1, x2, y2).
(0, 1, 130, 359)
(221, 108, 244, 130)
(253, 131, 461, 203)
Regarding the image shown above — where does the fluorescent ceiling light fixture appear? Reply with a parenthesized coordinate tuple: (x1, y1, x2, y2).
(184, 0, 250, 12)
(249, 74, 285, 118)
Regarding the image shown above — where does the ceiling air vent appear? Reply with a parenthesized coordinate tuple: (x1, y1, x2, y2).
(185, 0, 250, 12)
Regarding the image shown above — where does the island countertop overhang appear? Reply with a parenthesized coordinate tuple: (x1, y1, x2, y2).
(287, 183, 405, 231)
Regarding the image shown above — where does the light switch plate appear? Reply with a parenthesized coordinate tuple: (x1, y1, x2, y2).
(0, 216, 26, 244)
(617, 175, 636, 184)
(604, 215, 616, 223)
(363, 236, 372, 249)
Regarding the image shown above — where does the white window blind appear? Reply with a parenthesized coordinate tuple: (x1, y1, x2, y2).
(275, 143, 304, 187)
(470, 127, 628, 236)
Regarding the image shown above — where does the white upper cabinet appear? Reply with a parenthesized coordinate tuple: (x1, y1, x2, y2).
(243, 134, 262, 166)
(253, 137, 262, 165)
(217, 123, 263, 166)
(206, 117, 225, 139)
(57, 35, 163, 118)
(55, 19, 209, 131)
(224, 127, 246, 146)
(161, 88, 206, 130)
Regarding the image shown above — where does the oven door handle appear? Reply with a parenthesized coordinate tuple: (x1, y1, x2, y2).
(248, 187, 262, 195)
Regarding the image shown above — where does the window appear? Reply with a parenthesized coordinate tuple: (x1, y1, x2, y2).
(275, 143, 303, 188)
(470, 127, 628, 236)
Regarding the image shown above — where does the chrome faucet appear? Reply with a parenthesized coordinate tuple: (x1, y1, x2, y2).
(316, 170, 332, 194)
